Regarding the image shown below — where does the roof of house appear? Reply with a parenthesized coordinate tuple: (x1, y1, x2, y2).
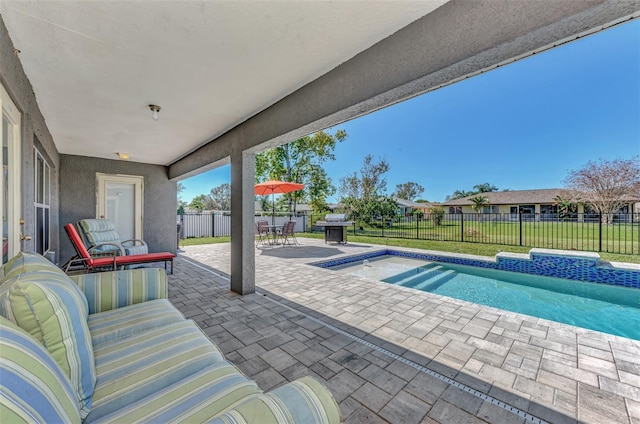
(394, 197, 439, 208)
(441, 189, 568, 206)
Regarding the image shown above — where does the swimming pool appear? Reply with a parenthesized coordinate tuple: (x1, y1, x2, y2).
(328, 255, 640, 340)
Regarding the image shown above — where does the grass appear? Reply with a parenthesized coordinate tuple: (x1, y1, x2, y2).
(179, 232, 640, 264)
(347, 219, 640, 256)
(180, 236, 230, 246)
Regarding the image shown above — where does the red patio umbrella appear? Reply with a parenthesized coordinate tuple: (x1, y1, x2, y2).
(254, 180, 304, 225)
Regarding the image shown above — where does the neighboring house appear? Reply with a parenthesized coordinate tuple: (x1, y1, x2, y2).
(394, 198, 439, 216)
(254, 201, 313, 216)
(442, 189, 639, 221)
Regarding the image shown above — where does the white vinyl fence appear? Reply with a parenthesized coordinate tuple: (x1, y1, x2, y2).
(178, 213, 308, 238)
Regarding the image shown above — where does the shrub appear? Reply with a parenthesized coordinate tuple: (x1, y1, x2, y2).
(428, 206, 445, 226)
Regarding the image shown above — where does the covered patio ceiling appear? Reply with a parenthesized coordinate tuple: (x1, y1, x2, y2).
(0, 0, 448, 165)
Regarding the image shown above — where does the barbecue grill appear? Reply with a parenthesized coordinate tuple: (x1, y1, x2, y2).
(315, 213, 353, 244)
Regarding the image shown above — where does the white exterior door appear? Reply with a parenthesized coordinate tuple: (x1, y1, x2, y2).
(96, 174, 144, 242)
(1, 82, 21, 264)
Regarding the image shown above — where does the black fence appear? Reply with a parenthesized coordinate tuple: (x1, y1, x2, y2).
(307, 213, 640, 255)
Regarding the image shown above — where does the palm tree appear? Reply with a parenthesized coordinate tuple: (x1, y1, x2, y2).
(469, 196, 489, 222)
(473, 183, 498, 193)
(450, 189, 472, 200)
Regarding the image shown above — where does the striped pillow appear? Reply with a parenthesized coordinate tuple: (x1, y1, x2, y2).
(1, 251, 62, 280)
(123, 244, 148, 256)
(0, 317, 81, 423)
(1, 268, 96, 418)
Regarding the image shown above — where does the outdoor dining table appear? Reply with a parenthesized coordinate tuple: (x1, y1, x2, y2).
(265, 224, 282, 245)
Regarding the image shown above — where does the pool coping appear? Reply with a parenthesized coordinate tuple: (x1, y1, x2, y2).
(311, 247, 640, 288)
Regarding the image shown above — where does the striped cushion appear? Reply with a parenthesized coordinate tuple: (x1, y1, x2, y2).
(124, 244, 149, 256)
(90, 362, 261, 424)
(78, 219, 121, 252)
(85, 320, 226, 422)
(210, 377, 342, 424)
(71, 267, 168, 314)
(88, 298, 185, 346)
(0, 317, 81, 424)
(1, 264, 96, 418)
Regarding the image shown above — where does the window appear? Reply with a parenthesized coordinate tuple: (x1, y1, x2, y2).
(482, 205, 499, 214)
(519, 204, 536, 221)
(540, 204, 558, 221)
(34, 147, 50, 255)
(540, 204, 558, 214)
(519, 205, 535, 214)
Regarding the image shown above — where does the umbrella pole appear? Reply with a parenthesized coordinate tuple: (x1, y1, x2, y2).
(272, 192, 275, 226)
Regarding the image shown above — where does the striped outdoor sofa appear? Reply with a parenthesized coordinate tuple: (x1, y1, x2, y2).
(0, 252, 341, 423)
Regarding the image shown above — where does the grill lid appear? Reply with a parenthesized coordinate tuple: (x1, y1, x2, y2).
(325, 213, 346, 222)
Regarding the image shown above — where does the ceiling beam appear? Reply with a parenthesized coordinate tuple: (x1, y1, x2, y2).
(169, 0, 639, 181)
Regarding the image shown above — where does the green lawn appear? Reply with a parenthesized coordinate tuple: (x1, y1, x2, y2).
(341, 218, 640, 256)
(180, 236, 230, 246)
(179, 232, 640, 264)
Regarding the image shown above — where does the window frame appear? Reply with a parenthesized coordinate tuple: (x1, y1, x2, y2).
(34, 147, 51, 255)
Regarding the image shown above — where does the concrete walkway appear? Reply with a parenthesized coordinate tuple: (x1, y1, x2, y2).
(169, 238, 640, 423)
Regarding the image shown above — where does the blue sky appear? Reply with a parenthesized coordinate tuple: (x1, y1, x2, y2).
(180, 20, 639, 204)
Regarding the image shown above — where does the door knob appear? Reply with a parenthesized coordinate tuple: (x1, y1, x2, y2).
(21, 235, 31, 241)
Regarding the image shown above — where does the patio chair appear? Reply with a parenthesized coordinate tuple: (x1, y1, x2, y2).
(277, 221, 298, 246)
(63, 223, 175, 274)
(76, 218, 148, 256)
(255, 220, 271, 247)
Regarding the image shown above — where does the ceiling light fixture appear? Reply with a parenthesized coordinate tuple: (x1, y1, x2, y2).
(117, 152, 130, 160)
(148, 104, 161, 121)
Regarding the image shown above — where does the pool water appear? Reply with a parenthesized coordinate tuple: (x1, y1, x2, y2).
(331, 255, 640, 340)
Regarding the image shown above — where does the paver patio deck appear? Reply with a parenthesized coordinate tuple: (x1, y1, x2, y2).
(168, 237, 640, 423)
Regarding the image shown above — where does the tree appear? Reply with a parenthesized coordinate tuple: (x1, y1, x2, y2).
(473, 183, 499, 193)
(209, 183, 231, 211)
(553, 195, 577, 221)
(255, 129, 347, 214)
(427, 206, 445, 226)
(340, 155, 389, 202)
(469, 196, 488, 214)
(339, 155, 395, 222)
(446, 183, 498, 201)
(564, 157, 640, 223)
(177, 182, 186, 212)
(394, 182, 424, 201)
(189, 194, 209, 212)
(446, 190, 472, 201)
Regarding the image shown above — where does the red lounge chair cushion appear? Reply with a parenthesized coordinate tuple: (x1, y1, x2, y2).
(113, 252, 175, 265)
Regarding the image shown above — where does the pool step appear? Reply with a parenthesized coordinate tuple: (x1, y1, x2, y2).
(392, 266, 445, 287)
(412, 270, 457, 291)
(383, 262, 439, 284)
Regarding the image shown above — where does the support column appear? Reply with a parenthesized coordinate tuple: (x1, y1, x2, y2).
(230, 150, 256, 295)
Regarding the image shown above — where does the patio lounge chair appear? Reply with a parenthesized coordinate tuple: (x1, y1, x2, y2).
(64, 223, 175, 274)
(77, 218, 148, 256)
